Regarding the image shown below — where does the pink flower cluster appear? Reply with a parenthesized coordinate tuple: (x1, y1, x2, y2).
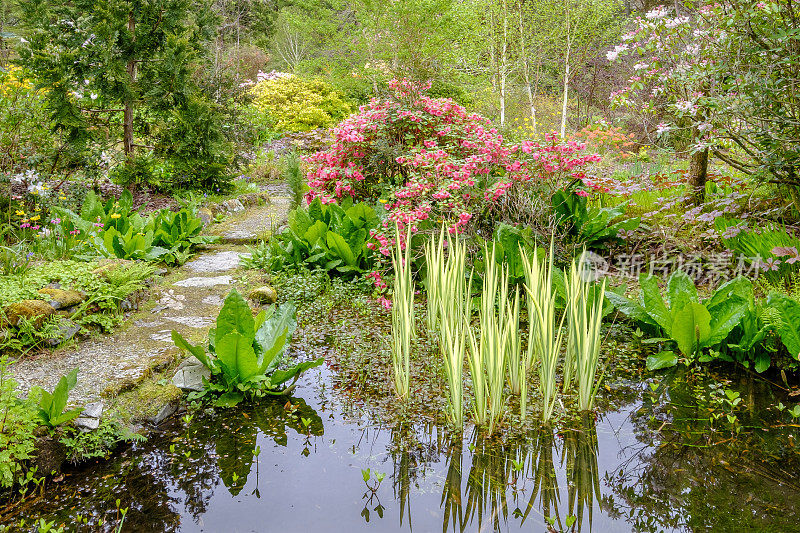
(305, 79, 600, 253)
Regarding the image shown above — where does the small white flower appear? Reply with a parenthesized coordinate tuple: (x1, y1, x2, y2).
(656, 123, 672, 135)
(645, 6, 670, 19)
(675, 100, 693, 113)
(633, 63, 649, 70)
(90, 93, 98, 100)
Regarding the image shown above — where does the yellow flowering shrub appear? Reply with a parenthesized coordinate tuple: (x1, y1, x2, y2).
(0, 66, 54, 173)
(249, 76, 352, 133)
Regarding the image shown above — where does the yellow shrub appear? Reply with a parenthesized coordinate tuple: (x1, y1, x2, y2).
(249, 76, 352, 133)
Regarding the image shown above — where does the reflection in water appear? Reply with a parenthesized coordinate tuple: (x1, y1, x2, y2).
(433, 416, 602, 533)
(563, 414, 602, 532)
(6, 366, 800, 532)
(214, 398, 325, 495)
(523, 427, 561, 528)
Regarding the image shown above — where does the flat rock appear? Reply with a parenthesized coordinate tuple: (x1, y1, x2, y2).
(150, 330, 174, 343)
(74, 416, 100, 431)
(47, 319, 81, 346)
(172, 356, 211, 391)
(173, 276, 232, 288)
(185, 251, 247, 273)
(221, 199, 245, 213)
(164, 316, 213, 328)
(82, 401, 104, 419)
(202, 295, 224, 306)
(149, 402, 178, 425)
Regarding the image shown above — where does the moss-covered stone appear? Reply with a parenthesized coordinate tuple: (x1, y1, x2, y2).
(249, 285, 278, 304)
(3, 299, 55, 327)
(109, 372, 184, 425)
(37, 288, 85, 309)
(101, 348, 180, 398)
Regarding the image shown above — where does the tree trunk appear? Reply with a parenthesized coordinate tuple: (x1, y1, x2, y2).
(123, 11, 136, 159)
(687, 146, 708, 205)
(518, 4, 537, 135)
(560, 4, 571, 139)
(499, 0, 508, 127)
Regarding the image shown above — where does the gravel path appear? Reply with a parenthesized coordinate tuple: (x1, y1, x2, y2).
(10, 191, 291, 405)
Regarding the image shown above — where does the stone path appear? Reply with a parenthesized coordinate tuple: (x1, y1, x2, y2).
(210, 184, 294, 245)
(10, 189, 292, 410)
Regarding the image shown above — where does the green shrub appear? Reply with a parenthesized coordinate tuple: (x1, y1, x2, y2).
(59, 419, 144, 464)
(552, 186, 640, 249)
(607, 273, 788, 371)
(249, 76, 352, 133)
(0, 356, 39, 489)
(245, 198, 382, 277)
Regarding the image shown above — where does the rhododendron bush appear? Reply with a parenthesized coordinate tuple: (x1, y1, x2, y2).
(304, 79, 601, 253)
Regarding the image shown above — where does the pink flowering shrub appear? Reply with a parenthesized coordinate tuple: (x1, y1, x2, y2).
(304, 79, 600, 254)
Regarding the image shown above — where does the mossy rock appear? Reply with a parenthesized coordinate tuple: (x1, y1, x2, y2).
(37, 288, 85, 309)
(3, 299, 56, 327)
(249, 285, 278, 304)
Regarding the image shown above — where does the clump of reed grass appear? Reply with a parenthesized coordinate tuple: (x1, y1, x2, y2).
(566, 253, 606, 411)
(425, 227, 472, 428)
(522, 240, 564, 422)
(390, 223, 414, 400)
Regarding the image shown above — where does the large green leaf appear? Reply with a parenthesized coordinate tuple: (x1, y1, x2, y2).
(216, 332, 260, 382)
(215, 290, 255, 342)
(671, 302, 711, 356)
(269, 358, 324, 388)
(605, 291, 658, 327)
(706, 296, 748, 345)
(289, 207, 313, 237)
(640, 274, 672, 334)
(667, 270, 698, 314)
(646, 350, 678, 370)
(307, 198, 324, 224)
(303, 220, 329, 246)
(35, 368, 81, 427)
(326, 231, 357, 267)
(172, 330, 214, 370)
(345, 202, 378, 228)
(254, 303, 296, 372)
(707, 276, 753, 311)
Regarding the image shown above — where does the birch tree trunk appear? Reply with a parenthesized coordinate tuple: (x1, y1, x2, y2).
(500, 0, 508, 127)
(518, 3, 536, 134)
(560, 3, 570, 139)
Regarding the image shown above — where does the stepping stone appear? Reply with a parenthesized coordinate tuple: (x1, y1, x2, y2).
(185, 251, 248, 273)
(202, 295, 224, 306)
(173, 276, 232, 288)
(164, 316, 213, 328)
(150, 330, 174, 343)
(172, 356, 211, 392)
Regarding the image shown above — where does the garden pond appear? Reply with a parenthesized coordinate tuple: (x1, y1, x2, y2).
(1, 345, 799, 532)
